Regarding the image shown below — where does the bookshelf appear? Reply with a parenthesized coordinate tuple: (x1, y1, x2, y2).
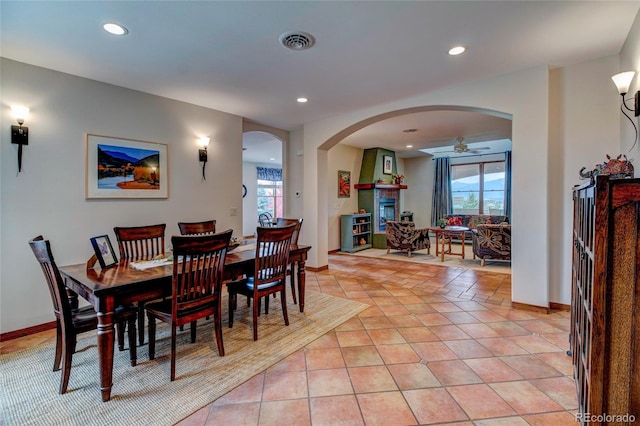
(340, 213, 372, 252)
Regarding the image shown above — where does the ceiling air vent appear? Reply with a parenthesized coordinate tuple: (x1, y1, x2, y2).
(279, 31, 315, 51)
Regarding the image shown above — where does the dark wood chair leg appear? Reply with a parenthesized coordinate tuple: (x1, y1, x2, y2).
(228, 288, 236, 327)
(117, 321, 125, 351)
(170, 327, 177, 381)
(138, 304, 145, 345)
(213, 308, 225, 356)
(280, 289, 289, 326)
(59, 334, 73, 394)
(53, 320, 62, 371)
(127, 315, 137, 367)
(252, 299, 259, 341)
(190, 321, 197, 343)
(290, 264, 297, 304)
(148, 315, 156, 360)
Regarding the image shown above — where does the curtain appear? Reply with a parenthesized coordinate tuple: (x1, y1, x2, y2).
(504, 150, 512, 220)
(256, 167, 282, 181)
(431, 157, 453, 226)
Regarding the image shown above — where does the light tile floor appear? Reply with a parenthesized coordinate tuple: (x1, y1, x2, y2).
(1, 253, 577, 425)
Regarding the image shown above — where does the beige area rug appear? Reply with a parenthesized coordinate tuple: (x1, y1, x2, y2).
(350, 243, 511, 274)
(0, 291, 368, 426)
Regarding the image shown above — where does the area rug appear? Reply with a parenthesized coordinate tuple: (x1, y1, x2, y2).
(0, 291, 368, 425)
(349, 244, 511, 274)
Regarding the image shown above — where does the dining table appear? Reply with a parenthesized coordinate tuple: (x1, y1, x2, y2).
(59, 243, 311, 402)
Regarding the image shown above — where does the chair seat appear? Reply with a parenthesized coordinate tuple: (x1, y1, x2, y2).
(245, 276, 283, 291)
(145, 298, 216, 324)
(72, 304, 137, 328)
(71, 306, 98, 330)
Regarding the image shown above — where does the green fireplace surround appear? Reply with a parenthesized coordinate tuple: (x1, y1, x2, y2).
(356, 148, 402, 248)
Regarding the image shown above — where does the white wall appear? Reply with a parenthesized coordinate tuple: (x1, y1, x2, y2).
(551, 55, 621, 305)
(403, 156, 433, 228)
(1, 59, 244, 332)
(619, 11, 640, 157)
(242, 162, 258, 237)
(327, 144, 363, 251)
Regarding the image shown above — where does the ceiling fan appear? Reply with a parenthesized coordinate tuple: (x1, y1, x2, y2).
(440, 137, 492, 154)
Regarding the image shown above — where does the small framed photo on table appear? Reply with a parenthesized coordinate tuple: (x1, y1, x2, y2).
(90, 235, 118, 269)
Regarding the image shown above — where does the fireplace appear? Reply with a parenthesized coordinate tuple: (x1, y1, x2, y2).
(353, 148, 406, 248)
(378, 198, 396, 232)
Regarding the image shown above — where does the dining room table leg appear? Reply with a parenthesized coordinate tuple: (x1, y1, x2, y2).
(297, 259, 306, 313)
(96, 297, 116, 402)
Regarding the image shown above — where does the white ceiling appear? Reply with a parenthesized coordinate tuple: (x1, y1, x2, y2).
(2, 1, 638, 161)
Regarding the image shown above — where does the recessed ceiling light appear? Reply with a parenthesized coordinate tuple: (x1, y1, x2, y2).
(297, 97, 308, 103)
(103, 23, 128, 36)
(270, 157, 276, 161)
(448, 46, 466, 55)
(406, 145, 413, 148)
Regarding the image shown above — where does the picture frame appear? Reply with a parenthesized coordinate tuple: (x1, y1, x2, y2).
(383, 155, 393, 175)
(85, 134, 169, 199)
(338, 170, 351, 198)
(90, 235, 118, 269)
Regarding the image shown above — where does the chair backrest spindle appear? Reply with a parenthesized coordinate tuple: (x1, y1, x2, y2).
(114, 224, 166, 261)
(177, 220, 216, 235)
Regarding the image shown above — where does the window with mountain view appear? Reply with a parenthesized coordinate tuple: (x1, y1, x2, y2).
(451, 161, 505, 215)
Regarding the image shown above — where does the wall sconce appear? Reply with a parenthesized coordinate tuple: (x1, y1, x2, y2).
(611, 71, 639, 151)
(198, 137, 210, 180)
(10, 105, 30, 172)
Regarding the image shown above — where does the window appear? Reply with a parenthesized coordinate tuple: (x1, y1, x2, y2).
(256, 164, 283, 220)
(451, 161, 505, 215)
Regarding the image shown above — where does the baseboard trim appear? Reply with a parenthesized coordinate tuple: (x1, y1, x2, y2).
(307, 264, 329, 272)
(328, 249, 340, 254)
(511, 301, 550, 314)
(549, 302, 570, 312)
(1, 320, 56, 342)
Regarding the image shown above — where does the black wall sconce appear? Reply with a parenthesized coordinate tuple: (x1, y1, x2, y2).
(10, 105, 30, 172)
(198, 137, 210, 180)
(611, 71, 639, 151)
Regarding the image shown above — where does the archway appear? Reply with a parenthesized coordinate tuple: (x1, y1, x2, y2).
(242, 121, 289, 237)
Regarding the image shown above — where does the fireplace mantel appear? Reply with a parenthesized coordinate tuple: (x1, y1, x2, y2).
(354, 183, 407, 190)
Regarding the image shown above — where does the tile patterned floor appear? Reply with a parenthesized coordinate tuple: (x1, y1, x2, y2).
(1, 253, 577, 425)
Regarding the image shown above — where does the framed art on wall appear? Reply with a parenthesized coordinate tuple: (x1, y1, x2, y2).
(85, 134, 168, 199)
(383, 155, 393, 174)
(338, 170, 351, 198)
(89, 235, 118, 269)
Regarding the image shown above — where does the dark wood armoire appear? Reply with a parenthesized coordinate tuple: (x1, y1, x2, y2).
(571, 175, 640, 424)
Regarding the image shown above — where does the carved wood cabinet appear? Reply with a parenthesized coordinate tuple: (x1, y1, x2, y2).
(571, 175, 640, 424)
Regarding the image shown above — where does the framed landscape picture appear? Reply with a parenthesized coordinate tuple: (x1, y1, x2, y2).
(338, 170, 351, 198)
(85, 134, 168, 199)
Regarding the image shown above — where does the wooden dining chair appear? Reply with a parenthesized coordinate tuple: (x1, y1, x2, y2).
(177, 220, 216, 235)
(258, 212, 273, 227)
(177, 220, 218, 327)
(275, 218, 303, 304)
(114, 223, 166, 344)
(145, 230, 232, 381)
(227, 224, 296, 341)
(28, 236, 137, 394)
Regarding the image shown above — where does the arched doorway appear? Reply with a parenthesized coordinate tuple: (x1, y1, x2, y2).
(242, 122, 289, 237)
(322, 106, 513, 254)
